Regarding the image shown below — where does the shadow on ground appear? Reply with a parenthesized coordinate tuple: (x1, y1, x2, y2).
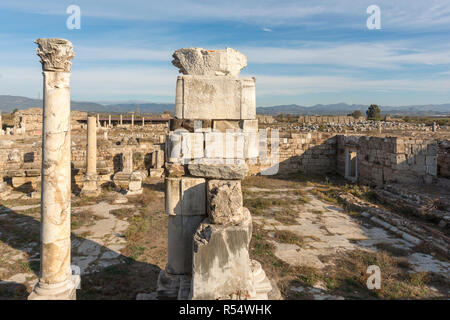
(0, 205, 161, 300)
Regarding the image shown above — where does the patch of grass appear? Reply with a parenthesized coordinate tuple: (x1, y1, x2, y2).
(128, 244, 146, 260)
(272, 230, 303, 245)
(310, 188, 340, 204)
(110, 208, 133, 220)
(243, 198, 285, 215)
(71, 210, 96, 229)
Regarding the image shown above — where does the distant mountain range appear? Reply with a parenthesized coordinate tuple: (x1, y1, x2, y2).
(0, 95, 173, 114)
(0, 95, 449, 116)
(255, 103, 450, 116)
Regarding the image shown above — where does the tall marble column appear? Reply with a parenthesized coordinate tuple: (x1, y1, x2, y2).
(131, 114, 134, 126)
(81, 116, 100, 197)
(29, 38, 80, 300)
(142, 117, 145, 126)
(108, 114, 111, 127)
(120, 114, 123, 125)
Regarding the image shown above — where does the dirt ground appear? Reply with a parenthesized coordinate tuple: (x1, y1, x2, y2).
(0, 174, 449, 300)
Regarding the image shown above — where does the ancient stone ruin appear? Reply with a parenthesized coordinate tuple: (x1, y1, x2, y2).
(0, 40, 449, 301)
(157, 47, 271, 300)
(28, 38, 80, 300)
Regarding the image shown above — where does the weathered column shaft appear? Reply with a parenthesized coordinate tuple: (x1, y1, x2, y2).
(41, 70, 72, 284)
(131, 114, 134, 126)
(108, 114, 111, 126)
(86, 116, 97, 175)
(123, 149, 133, 174)
(30, 38, 79, 300)
(120, 114, 123, 125)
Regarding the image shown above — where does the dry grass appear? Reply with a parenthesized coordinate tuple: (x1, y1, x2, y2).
(71, 209, 97, 229)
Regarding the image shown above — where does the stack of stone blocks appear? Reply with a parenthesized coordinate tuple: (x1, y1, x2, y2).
(157, 48, 272, 300)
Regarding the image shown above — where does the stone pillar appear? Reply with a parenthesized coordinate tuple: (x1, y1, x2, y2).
(156, 48, 271, 301)
(123, 148, 133, 174)
(142, 117, 145, 126)
(81, 116, 100, 197)
(432, 122, 437, 132)
(108, 115, 111, 127)
(120, 114, 123, 125)
(29, 38, 79, 300)
(131, 114, 134, 126)
(0, 113, 2, 131)
(96, 114, 100, 127)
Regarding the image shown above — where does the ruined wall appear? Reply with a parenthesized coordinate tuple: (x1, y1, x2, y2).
(13, 108, 87, 134)
(0, 123, 168, 191)
(248, 131, 337, 175)
(298, 115, 365, 124)
(337, 135, 438, 186)
(437, 140, 450, 178)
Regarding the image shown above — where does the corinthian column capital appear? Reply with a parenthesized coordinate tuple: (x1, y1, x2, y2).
(35, 38, 75, 72)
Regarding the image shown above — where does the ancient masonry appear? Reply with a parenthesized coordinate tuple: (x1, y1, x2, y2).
(157, 48, 272, 299)
(80, 116, 100, 197)
(28, 38, 80, 300)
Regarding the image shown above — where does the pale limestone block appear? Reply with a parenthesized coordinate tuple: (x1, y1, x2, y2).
(190, 210, 254, 300)
(166, 132, 182, 162)
(181, 132, 204, 160)
(212, 120, 240, 132)
(240, 78, 256, 119)
(240, 119, 258, 132)
(177, 75, 256, 120)
(245, 132, 259, 159)
(165, 177, 181, 216)
(172, 47, 247, 77)
(167, 215, 206, 275)
(204, 132, 224, 159)
(165, 177, 206, 216)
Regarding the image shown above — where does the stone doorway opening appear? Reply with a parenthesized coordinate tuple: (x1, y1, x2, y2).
(345, 147, 358, 182)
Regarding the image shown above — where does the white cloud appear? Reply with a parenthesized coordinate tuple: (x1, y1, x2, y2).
(255, 74, 450, 96)
(1, 0, 449, 30)
(241, 42, 450, 69)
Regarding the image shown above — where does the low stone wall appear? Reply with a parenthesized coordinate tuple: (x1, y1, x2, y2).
(248, 131, 337, 175)
(438, 140, 450, 178)
(298, 115, 365, 124)
(337, 135, 438, 186)
(0, 123, 168, 191)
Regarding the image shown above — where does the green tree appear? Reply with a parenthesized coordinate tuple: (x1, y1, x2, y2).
(366, 104, 381, 121)
(348, 110, 363, 119)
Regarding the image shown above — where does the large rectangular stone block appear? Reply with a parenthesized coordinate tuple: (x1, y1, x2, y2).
(165, 177, 206, 216)
(181, 132, 204, 160)
(175, 75, 256, 120)
(240, 119, 258, 133)
(212, 120, 240, 132)
(190, 211, 254, 299)
(167, 215, 206, 275)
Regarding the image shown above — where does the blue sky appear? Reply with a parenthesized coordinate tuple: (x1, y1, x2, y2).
(0, 0, 450, 107)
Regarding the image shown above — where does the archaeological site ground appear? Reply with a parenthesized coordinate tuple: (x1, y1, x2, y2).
(0, 42, 449, 304)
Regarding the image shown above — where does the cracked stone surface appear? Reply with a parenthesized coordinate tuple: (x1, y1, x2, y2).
(247, 185, 450, 299)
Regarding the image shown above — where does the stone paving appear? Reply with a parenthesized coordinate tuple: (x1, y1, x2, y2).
(247, 186, 450, 298)
(0, 194, 136, 298)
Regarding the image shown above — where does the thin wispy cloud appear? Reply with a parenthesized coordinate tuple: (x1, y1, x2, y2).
(0, 0, 449, 105)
